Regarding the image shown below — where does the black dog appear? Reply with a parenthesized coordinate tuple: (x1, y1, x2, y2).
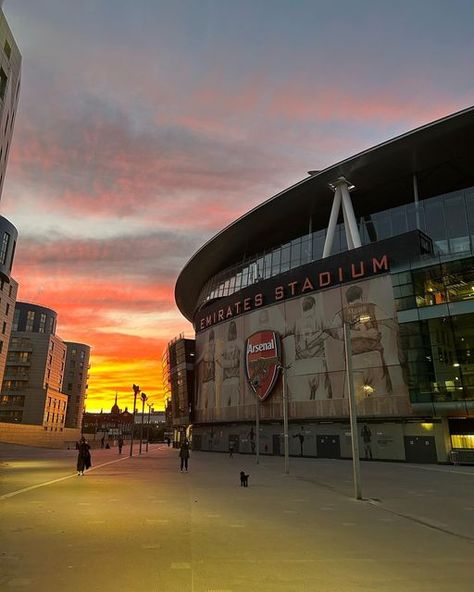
(240, 471, 249, 487)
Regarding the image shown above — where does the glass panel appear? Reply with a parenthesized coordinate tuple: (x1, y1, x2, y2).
(271, 249, 281, 277)
(312, 230, 325, 260)
(371, 211, 392, 241)
(290, 238, 301, 269)
(423, 197, 448, 253)
(280, 245, 291, 273)
(301, 237, 312, 264)
(263, 254, 272, 279)
(391, 206, 408, 236)
(444, 192, 469, 253)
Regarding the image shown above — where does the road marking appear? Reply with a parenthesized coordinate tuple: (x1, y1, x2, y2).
(0, 455, 132, 500)
(143, 544, 160, 550)
(5, 578, 32, 587)
(404, 465, 474, 477)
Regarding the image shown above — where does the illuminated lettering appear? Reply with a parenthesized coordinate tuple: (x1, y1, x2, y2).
(372, 255, 388, 272)
(288, 281, 298, 296)
(254, 293, 263, 307)
(247, 339, 275, 354)
(243, 298, 251, 311)
(226, 306, 233, 318)
(302, 277, 314, 292)
(319, 272, 331, 287)
(351, 261, 365, 278)
(275, 286, 284, 300)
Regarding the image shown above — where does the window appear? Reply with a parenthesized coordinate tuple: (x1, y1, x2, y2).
(2, 321, 6, 334)
(5, 303, 9, 316)
(39, 313, 46, 333)
(0, 232, 10, 265)
(12, 308, 19, 331)
(0, 340, 2, 354)
(0, 410, 23, 423)
(25, 310, 35, 332)
(0, 68, 7, 100)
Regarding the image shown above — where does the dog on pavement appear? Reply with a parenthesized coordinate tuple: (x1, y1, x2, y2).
(240, 471, 249, 487)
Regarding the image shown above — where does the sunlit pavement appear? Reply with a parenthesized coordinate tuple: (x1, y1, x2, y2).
(1, 443, 473, 592)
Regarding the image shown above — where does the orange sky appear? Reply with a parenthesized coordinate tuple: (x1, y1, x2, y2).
(2, 1, 472, 412)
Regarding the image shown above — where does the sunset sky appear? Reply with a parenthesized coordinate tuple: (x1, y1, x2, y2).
(1, 0, 473, 412)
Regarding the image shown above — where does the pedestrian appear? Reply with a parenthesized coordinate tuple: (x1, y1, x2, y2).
(118, 435, 124, 454)
(229, 441, 234, 458)
(166, 437, 171, 447)
(361, 424, 373, 460)
(76, 436, 92, 476)
(101, 435, 105, 449)
(179, 440, 190, 472)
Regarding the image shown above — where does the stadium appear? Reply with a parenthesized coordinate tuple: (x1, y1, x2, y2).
(169, 107, 474, 464)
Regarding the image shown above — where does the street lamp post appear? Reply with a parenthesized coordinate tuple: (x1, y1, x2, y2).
(277, 363, 291, 475)
(255, 397, 260, 465)
(282, 367, 289, 475)
(146, 401, 153, 452)
(343, 321, 362, 500)
(251, 378, 260, 465)
(129, 384, 140, 457)
(139, 392, 147, 454)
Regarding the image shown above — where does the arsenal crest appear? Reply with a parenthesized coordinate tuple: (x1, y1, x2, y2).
(245, 330, 281, 401)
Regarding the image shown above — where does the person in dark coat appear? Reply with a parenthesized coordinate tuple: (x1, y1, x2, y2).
(179, 440, 190, 472)
(118, 436, 124, 454)
(77, 437, 92, 475)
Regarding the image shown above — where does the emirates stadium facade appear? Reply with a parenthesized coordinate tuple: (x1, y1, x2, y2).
(171, 107, 474, 464)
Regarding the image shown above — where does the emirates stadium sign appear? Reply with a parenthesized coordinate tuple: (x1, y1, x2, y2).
(245, 331, 281, 401)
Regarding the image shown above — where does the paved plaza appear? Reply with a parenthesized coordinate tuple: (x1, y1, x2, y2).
(1, 442, 473, 591)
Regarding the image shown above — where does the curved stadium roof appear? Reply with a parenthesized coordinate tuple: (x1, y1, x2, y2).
(175, 106, 474, 322)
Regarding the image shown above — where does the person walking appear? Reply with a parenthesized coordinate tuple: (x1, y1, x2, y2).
(118, 435, 124, 454)
(361, 424, 373, 460)
(76, 436, 92, 476)
(229, 441, 234, 458)
(179, 440, 190, 472)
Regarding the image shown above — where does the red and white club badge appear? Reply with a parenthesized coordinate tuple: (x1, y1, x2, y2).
(245, 330, 281, 401)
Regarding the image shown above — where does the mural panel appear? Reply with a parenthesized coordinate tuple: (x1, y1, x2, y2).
(194, 275, 410, 422)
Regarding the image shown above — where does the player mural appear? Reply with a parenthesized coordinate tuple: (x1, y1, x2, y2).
(194, 274, 409, 422)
